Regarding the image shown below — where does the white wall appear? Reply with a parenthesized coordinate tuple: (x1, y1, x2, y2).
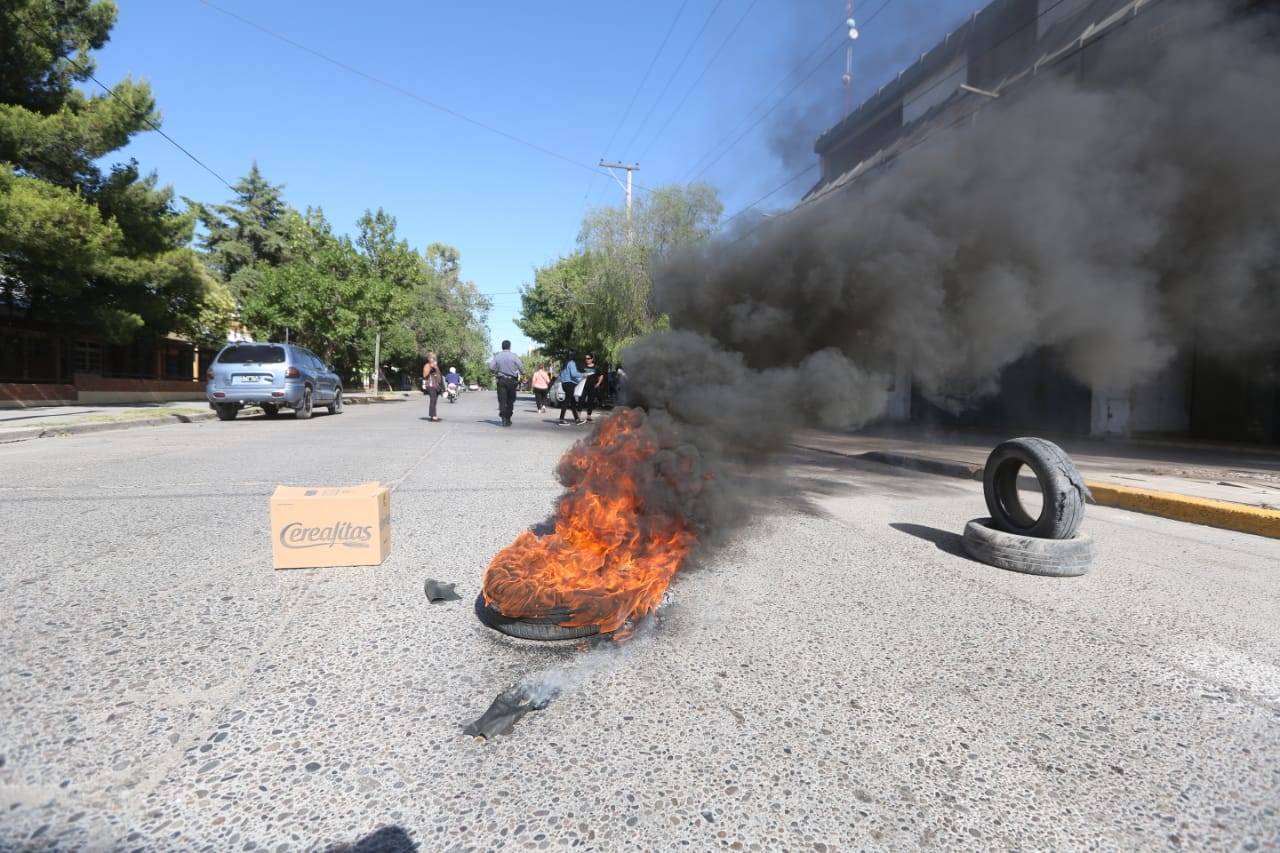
(902, 54, 967, 124)
(1089, 356, 1190, 436)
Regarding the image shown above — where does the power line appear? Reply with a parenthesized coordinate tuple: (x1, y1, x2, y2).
(720, 162, 818, 231)
(634, 0, 763, 162)
(683, 0, 898, 183)
(619, 0, 728, 156)
(197, 0, 607, 181)
(17, 18, 234, 189)
(682, 20, 843, 181)
(597, 0, 694, 165)
(581, 0, 692, 208)
(686, 35, 845, 183)
(715, 0, 1082, 244)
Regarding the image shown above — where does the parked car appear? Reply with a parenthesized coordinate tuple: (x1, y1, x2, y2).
(206, 342, 342, 421)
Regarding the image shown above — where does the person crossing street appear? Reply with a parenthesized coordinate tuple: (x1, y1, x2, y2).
(488, 340, 525, 428)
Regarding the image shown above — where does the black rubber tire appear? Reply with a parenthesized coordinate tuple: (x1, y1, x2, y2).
(327, 388, 343, 415)
(295, 387, 313, 420)
(983, 437, 1089, 539)
(260, 403, 280, 419)
(214, 403, 238, 421)
(473, 593, 601, 641)
(962, 518, 1093, 577)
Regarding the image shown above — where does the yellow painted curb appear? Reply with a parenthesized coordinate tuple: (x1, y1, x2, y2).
(1085, 481, 1280, 540)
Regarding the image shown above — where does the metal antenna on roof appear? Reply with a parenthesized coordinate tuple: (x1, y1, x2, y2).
(843, 0, 859, 117)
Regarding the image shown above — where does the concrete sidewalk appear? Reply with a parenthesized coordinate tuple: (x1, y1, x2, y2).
(4, 398, 1277, 539)
(0, 393, 409, 442)
(792, 424, 1280, 540)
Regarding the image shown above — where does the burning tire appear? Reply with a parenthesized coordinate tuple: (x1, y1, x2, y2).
(961, 518, 1093, 577)
(474, 593, 600, 641)
(983, 437, 1090, 540)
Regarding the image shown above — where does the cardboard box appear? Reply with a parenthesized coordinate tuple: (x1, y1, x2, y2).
(270, 482, 391, 569)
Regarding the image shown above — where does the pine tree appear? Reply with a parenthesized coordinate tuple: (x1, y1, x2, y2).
(192, 163, 291, 299)
(0, 0, 230, 345)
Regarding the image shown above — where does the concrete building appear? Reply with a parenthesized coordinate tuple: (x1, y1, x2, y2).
(803, 0, 1279, 444)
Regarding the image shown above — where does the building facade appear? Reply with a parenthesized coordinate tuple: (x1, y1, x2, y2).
(804, 0, 1279, 444)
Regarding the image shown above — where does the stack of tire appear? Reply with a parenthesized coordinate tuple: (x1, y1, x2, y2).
(962, 437, 1095, 577)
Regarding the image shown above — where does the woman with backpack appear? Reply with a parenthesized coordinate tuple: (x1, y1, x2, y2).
(422, 353, 443, 422)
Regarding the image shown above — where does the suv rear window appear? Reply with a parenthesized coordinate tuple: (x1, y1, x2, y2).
(216, 344, 287, 364)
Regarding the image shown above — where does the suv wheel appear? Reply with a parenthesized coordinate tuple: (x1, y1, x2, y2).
(295, 387, 313, 420)
(214, 403, 238, 421)
(327, 388, 343, 415)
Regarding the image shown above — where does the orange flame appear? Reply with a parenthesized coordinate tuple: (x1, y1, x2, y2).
(481, 408, 699, 634)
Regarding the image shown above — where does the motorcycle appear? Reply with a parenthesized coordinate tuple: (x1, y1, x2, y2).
(445, 382, 460, 403)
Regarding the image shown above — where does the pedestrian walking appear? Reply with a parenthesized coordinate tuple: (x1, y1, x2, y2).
(580, 353, 607, 423)
(488, 340, 525, 427)
(531, 363, 552, 413)
(422, 353, 443, 422)
(557, 351, 585, 425)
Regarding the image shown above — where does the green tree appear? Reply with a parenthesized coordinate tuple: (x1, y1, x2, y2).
(517, 182, 721, 362)
(191, 162, 290, 299)
(516, 251, 599, 359)
(239, 208, 492, 390)
(240, 207, 365, 362)
(404, 241, 492, 383)
(0, 0, 229, 345)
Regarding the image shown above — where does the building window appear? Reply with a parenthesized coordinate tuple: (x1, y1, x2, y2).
(75, 340, 102, 373)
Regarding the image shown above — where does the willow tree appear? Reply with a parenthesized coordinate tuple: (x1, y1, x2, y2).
(518, 182, 722, 363)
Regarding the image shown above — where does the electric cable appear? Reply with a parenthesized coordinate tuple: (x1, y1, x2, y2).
(682, 19, 844, 181)
(683, 0, 898, 183)
(619, 0, 728, 156)
(197, 0, 610, 181)
(596, 0, 693, 168)
(16, 17, 234, 189)
(717, 0, 1083, 242)
(686, 36, 845, 182)
(634, 0, 763, 163)
(580, 0, 692, 210)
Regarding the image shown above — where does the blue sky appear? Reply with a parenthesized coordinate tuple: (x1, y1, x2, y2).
(94, 0, 979, 354)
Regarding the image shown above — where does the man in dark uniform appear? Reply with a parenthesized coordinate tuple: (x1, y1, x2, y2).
(488, 340, 525, 427)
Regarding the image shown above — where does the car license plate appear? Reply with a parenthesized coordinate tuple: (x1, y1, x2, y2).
(235, 375, 261, 384)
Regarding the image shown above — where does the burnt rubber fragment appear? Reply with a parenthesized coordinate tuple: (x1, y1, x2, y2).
(423, 580, 461, 603)
(462, 683, 560, 739)
(473, 593, 600, 640)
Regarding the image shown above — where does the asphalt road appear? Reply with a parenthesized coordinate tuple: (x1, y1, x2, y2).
(2, 393, 1278, 852)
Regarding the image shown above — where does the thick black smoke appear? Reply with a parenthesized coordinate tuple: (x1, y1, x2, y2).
(620, 1, 1280, 537)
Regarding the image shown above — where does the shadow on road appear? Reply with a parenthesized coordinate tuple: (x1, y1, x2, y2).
(889, 521, 969, 560)
(326, 825, 418, 852)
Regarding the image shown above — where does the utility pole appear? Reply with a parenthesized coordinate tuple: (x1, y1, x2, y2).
(599, 160, 640, 240)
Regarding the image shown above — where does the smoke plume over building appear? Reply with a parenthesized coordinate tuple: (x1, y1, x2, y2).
(623, 0, 1279, 533)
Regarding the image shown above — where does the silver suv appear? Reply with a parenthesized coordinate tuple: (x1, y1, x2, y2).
(206, 342, 343, 421)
